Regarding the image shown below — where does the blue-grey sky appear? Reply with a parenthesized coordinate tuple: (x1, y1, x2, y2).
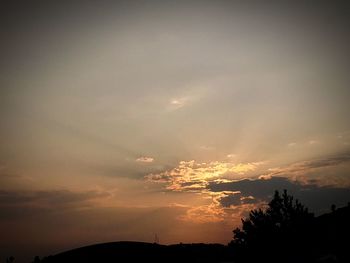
(1, 1, 350, 262)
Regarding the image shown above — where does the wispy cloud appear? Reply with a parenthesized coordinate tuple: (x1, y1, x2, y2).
(0, 189, 111, 209)
(136, 156, 154, 163)
(199, 145, 215, 151)
(308, 140, 320, 145)
(261, 152, 350, 186)
(168, 97, 189, 110)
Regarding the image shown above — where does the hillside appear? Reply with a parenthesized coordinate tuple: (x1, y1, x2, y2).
(39, 242, 231, 263)
(37, 205, 350, 263)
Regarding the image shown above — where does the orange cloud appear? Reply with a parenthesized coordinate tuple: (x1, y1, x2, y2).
(178, 203, 226, 223)
(145, 160, 264, 223)
(146, 160, 263, 192)
(177, 198, 263, 225)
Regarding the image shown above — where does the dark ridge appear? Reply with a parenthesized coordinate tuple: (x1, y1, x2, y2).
(40, 241, 230, 263)
(36, 204, 350, 263)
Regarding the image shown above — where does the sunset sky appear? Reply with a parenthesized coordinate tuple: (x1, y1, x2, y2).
(1, 1, 350, 262)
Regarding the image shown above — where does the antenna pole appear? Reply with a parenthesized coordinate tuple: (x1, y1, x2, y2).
(154, 233, 159, 244)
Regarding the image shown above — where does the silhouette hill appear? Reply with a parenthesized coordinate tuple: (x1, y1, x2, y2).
(38, 242, 230, 263)
(30, 190, 350, 263)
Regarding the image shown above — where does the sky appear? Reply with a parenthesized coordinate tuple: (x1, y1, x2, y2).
(1, 0, 350, 261)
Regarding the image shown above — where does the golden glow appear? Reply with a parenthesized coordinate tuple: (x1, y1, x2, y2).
(145, 160, 265, 223)
(146, 160, 263, 191)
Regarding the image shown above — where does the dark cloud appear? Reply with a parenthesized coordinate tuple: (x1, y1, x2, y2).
(0, 189, 110, 209)
(0, 171, 19, 178)
(219, 194, 256, 207)
(220, 194, 241, 207)
(209, 177, 350, 214)
(209, 177, 300, 199)
(0, 190, 109, 222)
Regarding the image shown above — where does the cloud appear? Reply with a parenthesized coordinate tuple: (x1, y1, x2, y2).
(219, 194, 257, 207)
(0, 189, 111, 209)
(145, 153, 350, 223)
(208, 176, 350, 214)
(136, 156, 154, 163)
(178, 203, 226, 223)
(208, 177, 300, 201)
(199, 145, 215, 150)
(145, 160, 263, 191)
(261, 152, 350, 186)
(0, 164, 26, 179)
(168, 97, 188, 110)
(145, 160, 264, 223)
(308, 140, 320, 145)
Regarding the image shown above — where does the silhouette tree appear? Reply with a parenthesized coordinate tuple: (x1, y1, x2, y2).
(331, 204, 336, 213)
(32, 256, 41, 263)
(230, 190, 314, 263)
